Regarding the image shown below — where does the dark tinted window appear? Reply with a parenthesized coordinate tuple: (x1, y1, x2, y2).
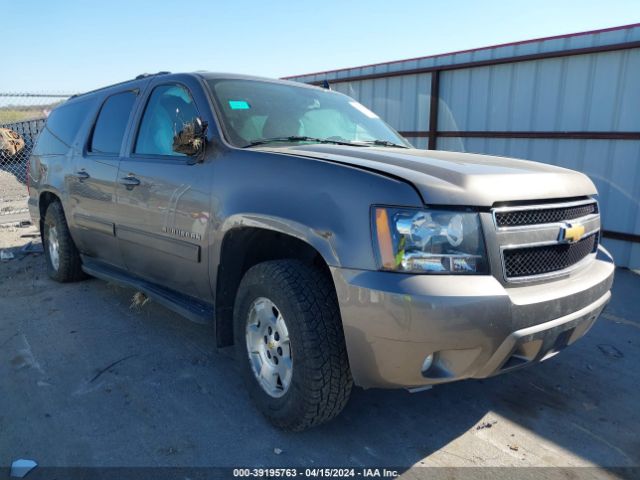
(135, 84, 199, 156)
(89, 91, 137, 154)
(33, 99, 92, 155)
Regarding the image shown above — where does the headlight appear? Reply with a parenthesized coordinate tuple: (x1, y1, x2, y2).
(372, 207, 488, 274)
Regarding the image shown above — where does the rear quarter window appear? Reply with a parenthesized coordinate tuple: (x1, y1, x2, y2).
(33, 98, 93, 156)
(89, 90, 138, 155)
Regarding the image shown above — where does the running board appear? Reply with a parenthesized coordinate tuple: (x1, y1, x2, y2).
(81, 257, 214, 325)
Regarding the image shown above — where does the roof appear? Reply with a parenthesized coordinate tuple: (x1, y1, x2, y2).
(195, 71, 323, 89)
(66, 72, 320, 105)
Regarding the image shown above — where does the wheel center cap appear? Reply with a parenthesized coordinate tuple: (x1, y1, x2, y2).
(246, 297, 292, 398)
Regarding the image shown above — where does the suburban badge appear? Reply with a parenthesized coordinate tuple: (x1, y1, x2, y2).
(162, 226, 202, 241)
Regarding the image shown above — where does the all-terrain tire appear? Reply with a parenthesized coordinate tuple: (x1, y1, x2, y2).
(43, 201, 85, 282)
(234, 260, 353, 431)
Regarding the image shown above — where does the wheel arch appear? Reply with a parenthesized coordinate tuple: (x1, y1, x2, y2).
(38, 190, 63, 241)
(214, 219, 339, 348)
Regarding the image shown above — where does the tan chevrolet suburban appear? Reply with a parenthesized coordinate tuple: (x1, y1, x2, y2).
(28, 72, 614, 431)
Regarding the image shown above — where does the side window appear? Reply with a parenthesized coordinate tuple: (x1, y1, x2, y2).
(89, 91, 137, 154)
(134, 84, 199, 157)
(33, 99, 92, 156)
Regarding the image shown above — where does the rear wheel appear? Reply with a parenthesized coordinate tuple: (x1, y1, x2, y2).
(43, 201, 85, 282)
(234, 260, 352, 431)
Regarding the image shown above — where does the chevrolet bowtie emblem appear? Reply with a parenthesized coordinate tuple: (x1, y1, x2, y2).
(559, 223, 585, 244)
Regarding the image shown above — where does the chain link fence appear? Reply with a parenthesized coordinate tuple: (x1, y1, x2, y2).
(0, 93, 72, 220)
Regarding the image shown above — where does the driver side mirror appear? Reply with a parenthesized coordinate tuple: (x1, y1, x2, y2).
(172, 117, 208, 159)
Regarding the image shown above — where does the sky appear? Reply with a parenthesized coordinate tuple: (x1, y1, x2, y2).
(2, 0, 639, 94)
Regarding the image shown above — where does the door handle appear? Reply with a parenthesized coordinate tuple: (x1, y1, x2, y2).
(119, 175, 140, 188)
(75, 170, 90, 182)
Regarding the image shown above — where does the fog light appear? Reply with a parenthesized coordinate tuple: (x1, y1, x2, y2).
(422, 354, 434, 372)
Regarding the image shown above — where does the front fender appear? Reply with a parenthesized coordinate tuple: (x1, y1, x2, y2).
(209, 149, 424, 271)
(219, 213, 342, 266)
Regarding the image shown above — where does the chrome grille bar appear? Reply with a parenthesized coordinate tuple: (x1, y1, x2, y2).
(490, 198, 600, 283)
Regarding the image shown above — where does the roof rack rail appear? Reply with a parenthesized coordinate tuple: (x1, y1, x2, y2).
(135, 71, 171, 80)
(70, 71, 172, 99)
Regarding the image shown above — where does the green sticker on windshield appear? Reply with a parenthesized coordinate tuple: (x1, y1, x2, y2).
(229, 100, 250, 110)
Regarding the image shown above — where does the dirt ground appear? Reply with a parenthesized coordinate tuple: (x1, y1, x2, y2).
(0, 224, 638, 478)
(0, 169, 28, 218)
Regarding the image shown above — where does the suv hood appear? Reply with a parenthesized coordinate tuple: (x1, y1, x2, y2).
(265, 145, 596, 206)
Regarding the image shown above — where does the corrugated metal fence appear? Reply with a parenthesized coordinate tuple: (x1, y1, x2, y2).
(285, 23, 640, 268)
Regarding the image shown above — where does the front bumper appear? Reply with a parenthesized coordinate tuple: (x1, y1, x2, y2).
(331, 257, 614, 389)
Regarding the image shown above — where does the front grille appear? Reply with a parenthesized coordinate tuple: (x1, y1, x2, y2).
(503, 234, 598, 278)
(495, 202, 597, 227)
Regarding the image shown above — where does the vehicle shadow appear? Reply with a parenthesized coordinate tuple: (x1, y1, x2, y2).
(295, 271, 640, 469)
(86, 271, 640, 470)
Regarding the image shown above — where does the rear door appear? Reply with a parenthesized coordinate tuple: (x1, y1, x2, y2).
(67, 89, 139, 267)
(114, 78, 214, 300)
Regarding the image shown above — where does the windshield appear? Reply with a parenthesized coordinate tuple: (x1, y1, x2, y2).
(206, 78, 411, 148)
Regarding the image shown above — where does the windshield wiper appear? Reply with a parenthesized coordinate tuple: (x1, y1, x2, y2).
(243, 136, 365, 148)
(360, 139, 410, 148)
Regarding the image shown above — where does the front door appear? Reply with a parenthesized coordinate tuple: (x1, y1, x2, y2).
(67, 90, 139, 268)
(114, 80, 213, 301)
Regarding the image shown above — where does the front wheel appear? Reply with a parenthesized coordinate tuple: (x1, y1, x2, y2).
(234, 260, 353, 431)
